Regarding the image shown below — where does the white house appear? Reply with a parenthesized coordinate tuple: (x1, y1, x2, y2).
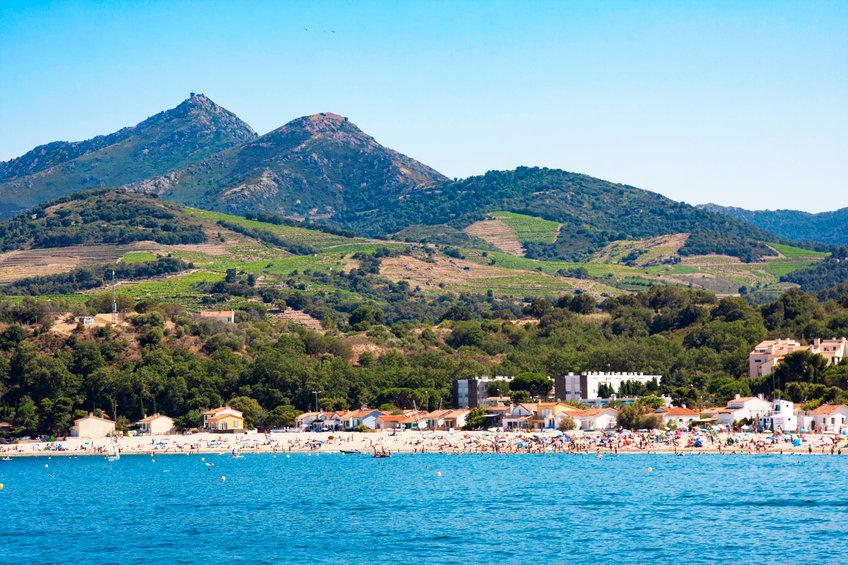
(72, 414, 116, 439)
(502, 404, 535, 430)
(441, 409, 470, 430)
(376, 415, 407, 430)
(135, 414, 174, 435)
(569, 408, 618, 431)
(761, 400, 797, 432)
(716, 395, 772, 426)
(657, 406, 700, 428)
(808, 404, 848, 433)
(295, 411, 323, 428)
(342, 409, 382, 430)
(424, 409, 451, 430)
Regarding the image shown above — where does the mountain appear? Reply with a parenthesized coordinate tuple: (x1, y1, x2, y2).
(0, 96, 811, 264)
(337, 167, 782, 262)
(124, 112, 448, 218)
(700, 204, 848, 246)
(0, 94, 257, 217)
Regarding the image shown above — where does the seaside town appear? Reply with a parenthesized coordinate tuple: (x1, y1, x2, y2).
(2, 337, 846, 459)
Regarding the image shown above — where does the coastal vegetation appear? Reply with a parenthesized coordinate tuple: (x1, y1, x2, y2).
(0, 282, 846, 438)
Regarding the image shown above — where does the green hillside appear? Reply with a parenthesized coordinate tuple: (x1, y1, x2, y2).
(702, 203, 848, 246)
(338, 168, 787, 262)
(490, 211, 560, 244)
(0, 190, 206, 251)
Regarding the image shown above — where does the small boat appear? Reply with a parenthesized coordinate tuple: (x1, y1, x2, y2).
(1, 456, 11, 461)
(340, 449, 361, 455)
(372, 447, 391, 459)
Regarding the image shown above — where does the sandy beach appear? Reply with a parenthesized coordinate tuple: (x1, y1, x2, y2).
(2, 429, 847, 458)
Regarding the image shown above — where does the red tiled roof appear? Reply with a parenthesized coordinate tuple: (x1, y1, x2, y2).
(661, 407, 700, 416)
(378, 415, 407, 422)
(809, 404, 848, 415)
(570, 408, 616, 417)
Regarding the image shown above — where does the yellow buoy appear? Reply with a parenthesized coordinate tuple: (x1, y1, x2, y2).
(647, 466, 653, 472)
(436, 471, 443, 477)
(220, 475, 226, 481)
(44, 463, 49, 468)
(0, 483, 4, 490)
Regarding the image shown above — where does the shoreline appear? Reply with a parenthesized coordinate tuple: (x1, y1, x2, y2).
(2, 429, 846, 458)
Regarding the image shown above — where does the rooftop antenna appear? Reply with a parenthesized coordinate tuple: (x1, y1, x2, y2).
(111, 269, 117, 324)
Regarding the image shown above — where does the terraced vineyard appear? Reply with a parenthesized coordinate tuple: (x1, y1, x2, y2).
(0, 200, 832, 310)
(490, 211, 560, 244)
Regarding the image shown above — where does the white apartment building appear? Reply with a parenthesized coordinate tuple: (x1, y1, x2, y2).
(554, 371, 662, 401)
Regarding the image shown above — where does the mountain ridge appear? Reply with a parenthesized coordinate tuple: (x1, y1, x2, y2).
(123, 110, 448, 218)
(0, 95, 837, 265)
(700, 203, 848, 246)
(0, 94, 257, 216)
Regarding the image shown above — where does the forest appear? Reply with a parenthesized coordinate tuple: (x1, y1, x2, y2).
(336, 167, 788, 262)
(0, 277, 846, 437)
(0, 190, 207, 251)
(781, 247, 848, 291)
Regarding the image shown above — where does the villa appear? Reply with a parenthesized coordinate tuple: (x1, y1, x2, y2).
(502, 403, 536, 430)
(295, 412, 323, 428)
(569, 408, 618, 431)
(807, 404, 848, 433)
(376, 414, 407, 430)
(441, 409, 470, 430)
(135, 413, 175, 435)
(760, 399, 797, 432)
(657, 406, 700, 428)
(749, 337, 847, 377)
(342, 409, 383, 430)
(715, 395, 772, 426)
(71, 414, 116, 439)
(203, 406, 245, 432)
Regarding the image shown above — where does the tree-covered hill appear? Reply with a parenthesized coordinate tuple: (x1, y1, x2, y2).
(0, 281, 846, 437)
(781, 247, 848, 291)
(0, 190, 207, 251)
(701, 204, 848, 246)
(339, 167, 782, 262)
(0, 94, 257, 217)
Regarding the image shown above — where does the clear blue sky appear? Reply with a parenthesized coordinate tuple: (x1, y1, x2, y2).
(1, 1, 846, 212)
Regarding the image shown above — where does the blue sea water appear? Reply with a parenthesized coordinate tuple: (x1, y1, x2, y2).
(1, 453, 847, 564)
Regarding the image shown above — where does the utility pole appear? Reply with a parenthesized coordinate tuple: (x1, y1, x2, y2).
(312, 390, 321, 412)
(111, 269, 117, 324)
